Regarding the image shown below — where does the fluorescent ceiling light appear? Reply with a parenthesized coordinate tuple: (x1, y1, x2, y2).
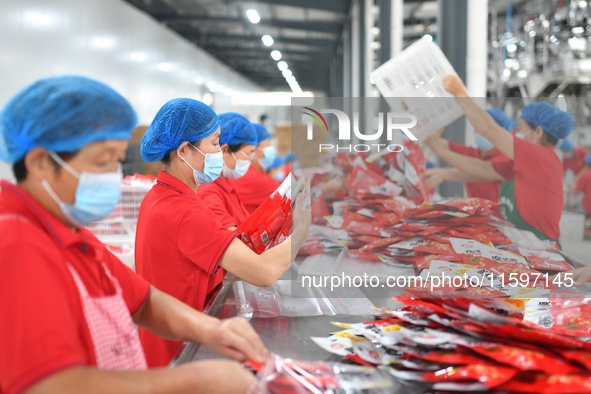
(158, 62, 173, 71)
(23, 11, 56, 28)
(246, 9, 260, 24)
(271, 50, 282, 60)
(261, 35, 274, 46)
(91, 37, 116, 49)
(194, 76, 204, 85)
(282, 69, 292, 78)
(130, 52, 146, 62)
(277, 61, 288, 71)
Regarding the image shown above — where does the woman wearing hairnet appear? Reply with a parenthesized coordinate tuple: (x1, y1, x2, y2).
(425, 75, 573, 244)
(135, 99, 311, 367)
(0, 76, 265, 393)
(229, 123, 282, 213)
(197, 112, 256, 229)
(424, 109, 514, 201)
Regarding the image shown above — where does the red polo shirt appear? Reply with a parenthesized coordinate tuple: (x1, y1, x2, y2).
(197, 177, 250, 228)
(492, 136, 563, 240)
(228, 166, 280, 213)
(576, 169, 591, 214)
(448, 142, 505, 202)
(0, 181, 150, 394)
(563, 146, 588, 175)
(135, 171, 237, 367)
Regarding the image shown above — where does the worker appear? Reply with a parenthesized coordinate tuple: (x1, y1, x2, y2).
(560, 139, 589, 177)
(267, 156, 287, 182)
(0, 76, 265, 394)
(424, 109, 514, 201)
(425, 75, 573, 244)
(197, 112, 256, 229)
(229, 123, 281, 213)
(135, 98, 311, 367)
(573, 153, 591, 216)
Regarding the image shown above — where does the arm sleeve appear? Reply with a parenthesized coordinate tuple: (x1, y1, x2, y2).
(575, 173, 588, 194)
(491, 155, 515, 181)
(177, 205, 237, 275)
(0, 222, 87, 394)
(448, 141, 481, 158)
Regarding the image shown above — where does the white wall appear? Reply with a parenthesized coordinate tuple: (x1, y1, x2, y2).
(0, 0, 269, 180)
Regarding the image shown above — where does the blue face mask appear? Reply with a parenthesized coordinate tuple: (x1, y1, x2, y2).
(474, 135, 494, 152)
(179, 143, 223, 185)
(42, 152, 122, 227)
(258, 145, 277, 171)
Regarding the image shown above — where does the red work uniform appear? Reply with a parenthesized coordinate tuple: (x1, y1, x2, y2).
(135, 171, 237, 367)
(448, 142, 505, 202)
(228, 166, 280, 213)
(576, 168, 591, 214)
(0, 181, 150, 394)
(563, 146, 589, 175)
(197, 177, 250, 228)
(492, 136, 563, 241)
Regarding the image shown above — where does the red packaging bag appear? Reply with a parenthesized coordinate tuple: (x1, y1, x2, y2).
(458, 342, 582, 374)
(421, 364, 518, 388)
(497, 372, 591, 393)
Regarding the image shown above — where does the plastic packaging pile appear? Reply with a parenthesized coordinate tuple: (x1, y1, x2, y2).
(312, 297, 591, 393)
(301, 142, 579, 297)
(237, 174, 308, 254)
(246, 354, 396, 394)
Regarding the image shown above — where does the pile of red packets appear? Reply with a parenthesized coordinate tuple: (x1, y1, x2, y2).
(246, 354, 395, 393)
(312, 297, 591, 393)
(237, 175, 307, 254)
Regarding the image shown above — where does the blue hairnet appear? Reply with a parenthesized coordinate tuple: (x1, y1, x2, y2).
(253, 123, 271, 144)
(520, 102, 573, 140)
(219, 112, 257, 146)
(141, 98, 219, 162)
(486, 109, 514, 131)
(0, 75, 137, 164)
(586, 153, 591, 165)
(267, 156, 285, 171)
(559, 139, 575, 152)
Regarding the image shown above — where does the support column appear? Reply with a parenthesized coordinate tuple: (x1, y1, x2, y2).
(438, 0, 468, 198)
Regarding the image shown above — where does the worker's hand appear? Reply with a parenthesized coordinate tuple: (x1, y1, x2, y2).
(424, 168, 449, 189)
(188, 360, 257, 394)
(201, 317, 267, 363)
(424, 133, 445, 153)
(442, 75, 468, 97)
(321, 176, 346, 200)
(292, 193, 312, 246)
(556, 266, 591, 287)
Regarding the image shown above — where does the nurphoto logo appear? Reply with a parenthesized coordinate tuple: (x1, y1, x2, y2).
(302, 107, 419, 153)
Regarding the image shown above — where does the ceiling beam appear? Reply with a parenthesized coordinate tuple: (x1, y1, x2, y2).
(204, 43, 327, 55)
(232, 0, 350, 14)
(159, 16, 344, 34)
(202, 33, 338, 48)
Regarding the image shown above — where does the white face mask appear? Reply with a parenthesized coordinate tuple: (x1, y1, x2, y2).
(223, 152, 251, 179)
